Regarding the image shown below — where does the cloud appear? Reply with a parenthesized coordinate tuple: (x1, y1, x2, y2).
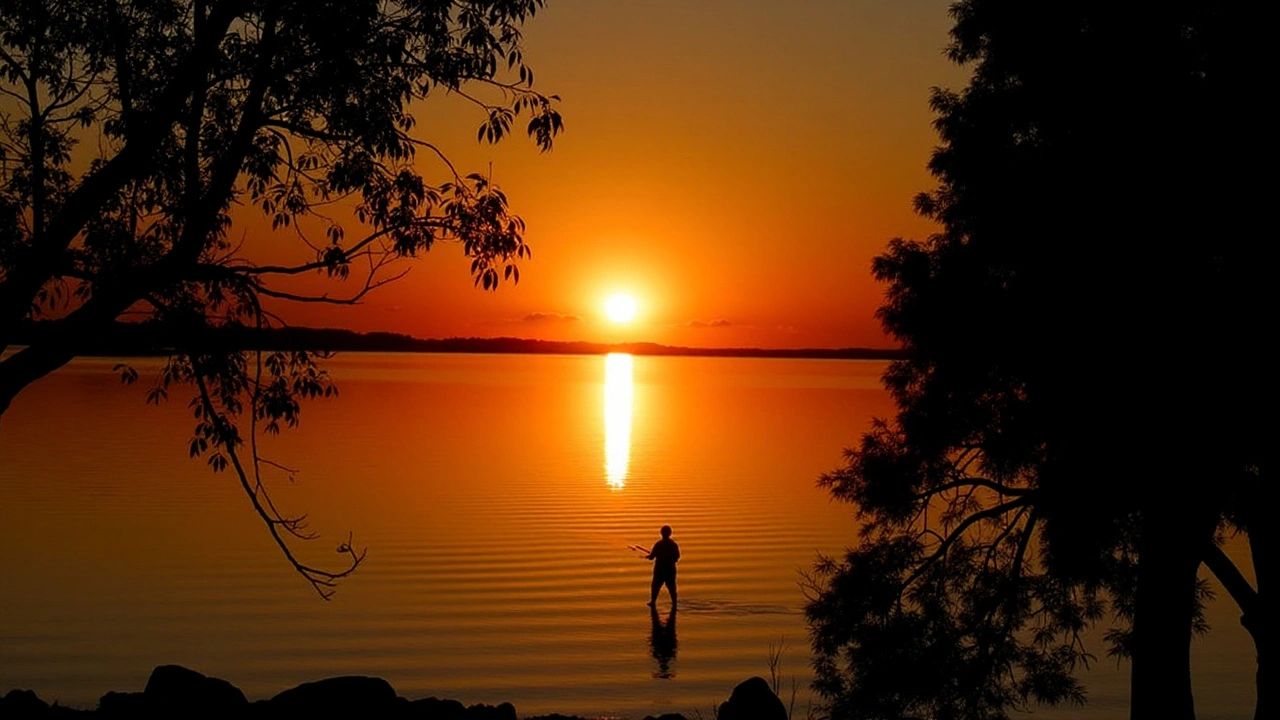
(521, 312, 581, 323)
(685, 318, 733, 329)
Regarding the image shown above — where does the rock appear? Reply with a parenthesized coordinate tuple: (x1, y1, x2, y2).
(0, 689, 49, 717)
(718, 677, 787, 720)
(466, 701, 518, 720)
(407, 696, 469, 720)
(268, 676, 399, 715)
(529, 715, 592, 720)
(144, 664, 247, 713)
(96, 691, 148, 717)
(641, 714, 689, 720)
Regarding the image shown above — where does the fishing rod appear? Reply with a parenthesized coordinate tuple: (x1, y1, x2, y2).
(628, 544, 650, 555)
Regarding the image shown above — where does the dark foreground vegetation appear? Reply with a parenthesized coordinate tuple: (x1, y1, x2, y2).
(0, 666, 788, 720)
(805, 3, 1272, 720)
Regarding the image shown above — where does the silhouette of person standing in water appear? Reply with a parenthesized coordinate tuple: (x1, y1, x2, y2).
(645, 525, 680, 608)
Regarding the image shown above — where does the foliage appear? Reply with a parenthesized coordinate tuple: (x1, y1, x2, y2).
(0, 0, 562, 597)
(807, 3, 1271, 718)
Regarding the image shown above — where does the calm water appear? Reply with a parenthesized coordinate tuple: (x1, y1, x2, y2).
(0, 354, 1255, 718)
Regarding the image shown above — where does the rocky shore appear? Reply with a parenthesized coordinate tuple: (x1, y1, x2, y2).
(0, 665, 790, 720)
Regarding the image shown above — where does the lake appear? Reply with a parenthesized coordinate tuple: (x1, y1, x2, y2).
(0, 353, 1256, 718)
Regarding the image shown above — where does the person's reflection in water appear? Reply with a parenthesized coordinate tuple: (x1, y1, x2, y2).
(649, 605, 678, 679)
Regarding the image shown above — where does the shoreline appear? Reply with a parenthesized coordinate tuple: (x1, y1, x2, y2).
(10, 321, 904, 361)
(1, 665, 791, 720)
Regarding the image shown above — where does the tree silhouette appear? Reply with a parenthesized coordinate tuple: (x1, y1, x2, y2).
(0, 0, 561, 597)
(806, 3, 1272, 719)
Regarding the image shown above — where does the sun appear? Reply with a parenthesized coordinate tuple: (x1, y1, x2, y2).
(604, 293, 638, 323)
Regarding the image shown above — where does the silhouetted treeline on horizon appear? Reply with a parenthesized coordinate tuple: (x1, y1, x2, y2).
(10, 321, 903, 361)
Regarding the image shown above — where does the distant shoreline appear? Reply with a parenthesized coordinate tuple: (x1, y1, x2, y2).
(12, 322, 904, 361)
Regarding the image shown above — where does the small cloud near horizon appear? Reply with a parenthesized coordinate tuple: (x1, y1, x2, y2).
(521, 311, 581, 323)
(685, 318, 733, 329)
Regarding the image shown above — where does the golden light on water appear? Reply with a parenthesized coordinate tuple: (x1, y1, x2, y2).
(604, 353, 634, 489)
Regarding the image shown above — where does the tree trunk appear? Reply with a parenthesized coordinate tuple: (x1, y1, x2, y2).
(1202, 539, 1268, 720)
(1246, 506, 1273, 720)
(1129, 504, 1217, 720)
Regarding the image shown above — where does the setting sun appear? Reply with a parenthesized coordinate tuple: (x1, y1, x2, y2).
(604, 293, 638, 323)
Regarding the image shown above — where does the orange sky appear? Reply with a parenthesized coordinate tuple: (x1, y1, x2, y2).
(268, 0, 968, 349)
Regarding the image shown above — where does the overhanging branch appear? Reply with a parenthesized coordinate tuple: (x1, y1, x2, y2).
(905, 497, 1032, 589)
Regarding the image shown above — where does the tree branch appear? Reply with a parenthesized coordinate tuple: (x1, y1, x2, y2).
(906, 497, 1032, 590)
(253, 268, 409, 305)
(191, 366, 363, 600)
(1202, 541, 1258, 619)
(915, 476, 1034, 501)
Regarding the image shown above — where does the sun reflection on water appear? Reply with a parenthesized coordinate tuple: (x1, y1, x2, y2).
(604, 353, 634, 489)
